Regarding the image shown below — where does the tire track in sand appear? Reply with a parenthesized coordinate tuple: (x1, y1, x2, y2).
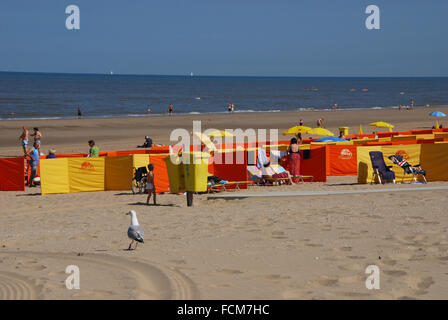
(0, 251, 199, 300)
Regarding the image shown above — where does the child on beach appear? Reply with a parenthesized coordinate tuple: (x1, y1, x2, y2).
(146, 164, 156, 205)
(88, 140, 99, 157)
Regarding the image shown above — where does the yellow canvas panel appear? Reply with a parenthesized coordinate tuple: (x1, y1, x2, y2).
(420, 144, 448, 181)
(40, 158, 70, 195)
(378, 137, 391, 142)
(262, 144, 289, 151)
(415, 134, 435, 140)
(132, 154, 150, 170)
(68, 158, 105, 193)
(381, 145, 422, 183)
(299, 144, 311, 150)
(335, 141, 354, 145)
(356, 146, 382, 184)
(105, 155, 133, 191)
(434, 132, 448, 139)
(391, 135, 416, 141)
(352, 139, 368, 145)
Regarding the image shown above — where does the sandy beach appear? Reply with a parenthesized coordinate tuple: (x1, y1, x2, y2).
(1, 107, 448, 299)
(1, 106, 447, 157)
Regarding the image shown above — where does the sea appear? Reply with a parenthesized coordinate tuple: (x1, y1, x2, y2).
(1, 72, 448, 120)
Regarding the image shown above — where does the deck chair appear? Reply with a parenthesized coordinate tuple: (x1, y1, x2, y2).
(369, 151, 395, 184)
(388, 155, 427, 183)
(247, 166, 263, 185)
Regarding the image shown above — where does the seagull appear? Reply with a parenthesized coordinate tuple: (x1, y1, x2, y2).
(126, 210, 144, 250)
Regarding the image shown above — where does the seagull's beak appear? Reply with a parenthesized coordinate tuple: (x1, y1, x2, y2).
(125, 212, 130, 215)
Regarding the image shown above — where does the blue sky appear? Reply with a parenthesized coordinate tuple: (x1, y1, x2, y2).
(0, 0, 447, 76)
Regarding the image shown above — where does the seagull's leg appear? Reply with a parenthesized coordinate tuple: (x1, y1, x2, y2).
(134, 242, 139, 250)
(128, 240, 134, 250)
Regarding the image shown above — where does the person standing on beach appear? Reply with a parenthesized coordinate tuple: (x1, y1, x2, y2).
(228, 102, 232, 113)
(27, 141, 40, 187)
(168, 104, 173, 116)
(88, 140, 99, 157)
(410, 99, 415, 110)
(19, 126, 29, 155)
(78, 106, 82, 118)
(333, 103, 338, 111)
(146, 164, 157, 205)
(231, 103, 235, 113)
(30, 127, 42, 154)
(299, 119, 304, 126)
(147, 107, 151, 115)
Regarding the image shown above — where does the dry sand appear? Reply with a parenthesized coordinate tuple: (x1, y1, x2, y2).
(1, 107, 448, 300)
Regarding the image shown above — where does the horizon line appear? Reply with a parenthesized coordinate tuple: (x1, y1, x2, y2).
(0, 70, 447, 79)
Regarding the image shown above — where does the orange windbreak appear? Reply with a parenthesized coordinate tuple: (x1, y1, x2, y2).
(212, 151, 248, 189)
(326, 145, 358, 176)
(0, 157, 25, 191)
(149, 154, 170, 193)
(300, 146, 326, 182)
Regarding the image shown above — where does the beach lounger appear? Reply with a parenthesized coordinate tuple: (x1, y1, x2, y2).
(369, 151, 395, 184)
(247, 165, 292, 186)
(388, 154, 427, 184)
(207, 181, 253, 193)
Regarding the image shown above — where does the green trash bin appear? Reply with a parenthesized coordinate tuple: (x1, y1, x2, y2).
(163, 153, 185, 193)
(183, 152, 210, 192)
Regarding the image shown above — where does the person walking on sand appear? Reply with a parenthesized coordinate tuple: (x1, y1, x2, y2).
(168, 104, 173, 116)
(228, 102, 232, 113)
(19, 126, 29, 155)
(88, 140, 99, 157)
(27, 141, 40, 187)
(410, 99, 415, 110)
(78, 106, 82, 118)
(333, 103, 338, 111)
(146, 164, 157, 205)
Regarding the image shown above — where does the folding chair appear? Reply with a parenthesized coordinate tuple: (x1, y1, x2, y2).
(369, 151, 396, 184)
(388, 155, 427, 184)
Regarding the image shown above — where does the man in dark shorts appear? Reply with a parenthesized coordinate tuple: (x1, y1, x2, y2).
(78, 106, 82, 118)
(169, 104, 173, 116)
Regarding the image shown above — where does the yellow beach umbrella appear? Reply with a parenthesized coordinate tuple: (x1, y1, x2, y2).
(206, 130, 234, 138)
(192, 132, 217, 152)
(358, 125, 363, 135)
(369, 121, 395, 132)
(308, 128, 335, 136)
(282, 126, 312, 136)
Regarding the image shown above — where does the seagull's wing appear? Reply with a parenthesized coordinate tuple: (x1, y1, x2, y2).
(128, 225, 144, 243)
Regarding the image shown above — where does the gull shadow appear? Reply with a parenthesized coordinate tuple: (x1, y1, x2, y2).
(128, 202, 179, 207)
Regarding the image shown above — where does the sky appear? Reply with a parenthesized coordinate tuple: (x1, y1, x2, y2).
(0, 0, 447, 77)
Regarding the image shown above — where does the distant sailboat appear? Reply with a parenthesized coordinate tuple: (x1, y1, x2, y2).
(190, 72, 194, 77)
(109, 70, 114, 75)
